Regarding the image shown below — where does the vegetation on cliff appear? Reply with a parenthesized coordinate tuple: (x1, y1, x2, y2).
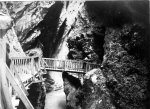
(65, 1, 149, 108)
(103, 23, 149, 109)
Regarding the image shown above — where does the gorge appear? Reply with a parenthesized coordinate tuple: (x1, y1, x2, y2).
(0, 1, 149, 109)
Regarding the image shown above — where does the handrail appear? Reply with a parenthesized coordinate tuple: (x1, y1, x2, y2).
(10, 56, 100, 83)
(10, 56, 41, 83)
(42, 58, 99, 66)
(42, 58, 100, 73)
(11, 55, 40, 59)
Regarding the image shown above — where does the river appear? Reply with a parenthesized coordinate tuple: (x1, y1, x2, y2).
(44, 89, 66, 109)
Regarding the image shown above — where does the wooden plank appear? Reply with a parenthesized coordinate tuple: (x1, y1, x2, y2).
(5, 63, 34, 109)
(11, 56, 40, 59)
(31, 58, 36, 82)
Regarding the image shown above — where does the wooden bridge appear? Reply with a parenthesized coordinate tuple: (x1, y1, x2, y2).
(10, 57, 100, 86)
(42, 58, 100, 73)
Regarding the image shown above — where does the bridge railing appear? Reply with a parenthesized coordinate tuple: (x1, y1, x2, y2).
(65, 60, 84, 72)
(41, 58, 65, 70)
(42, 58, 84, 72)
(10, 56, 41, 85)
(85, 62, 100, 72)
(10, 57, 100, 84)
(42, 58, 100, 73)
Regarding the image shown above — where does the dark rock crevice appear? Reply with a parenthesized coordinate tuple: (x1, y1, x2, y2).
(38, 1, 64, 58)
(22, 1, 65, 58)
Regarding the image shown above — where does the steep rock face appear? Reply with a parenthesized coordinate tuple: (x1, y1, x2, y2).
(103, 24, 149, 109)
(5, 1, 54, 56)
(6, 1, 54, 40)
(0, 2, 25, 57)
(65, 1, 149, 109)
(21, 1, 85, 58)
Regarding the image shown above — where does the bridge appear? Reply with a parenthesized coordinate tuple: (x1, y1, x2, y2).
(10, 57, 100, 86)
(42, 58, 100, 73)
(0, 40, 100, 109)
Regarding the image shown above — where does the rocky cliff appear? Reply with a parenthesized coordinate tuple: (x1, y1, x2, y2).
(64, 1, 149, 109)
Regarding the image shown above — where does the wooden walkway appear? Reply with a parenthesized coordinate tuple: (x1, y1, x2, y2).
(10, 57, 100, 86)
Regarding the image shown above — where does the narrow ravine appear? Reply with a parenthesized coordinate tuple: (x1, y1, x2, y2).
(44, 37, 69, 109)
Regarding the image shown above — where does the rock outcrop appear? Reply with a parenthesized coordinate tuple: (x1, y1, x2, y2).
(0, 2, 25, 57)
(62, 72, 82, 109)
(81, 69, 115, 109)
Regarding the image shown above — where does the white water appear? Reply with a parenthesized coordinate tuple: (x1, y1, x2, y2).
(44, 89, 66, 109)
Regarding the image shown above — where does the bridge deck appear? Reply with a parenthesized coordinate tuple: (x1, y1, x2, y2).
(10, 57, 100, 86)
(42, 58, 100, 73)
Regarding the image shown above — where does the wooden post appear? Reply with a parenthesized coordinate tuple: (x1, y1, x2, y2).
(64, 60, 66, 71)
(31, 57, 36, 82)
(85, 62, 88, 73)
